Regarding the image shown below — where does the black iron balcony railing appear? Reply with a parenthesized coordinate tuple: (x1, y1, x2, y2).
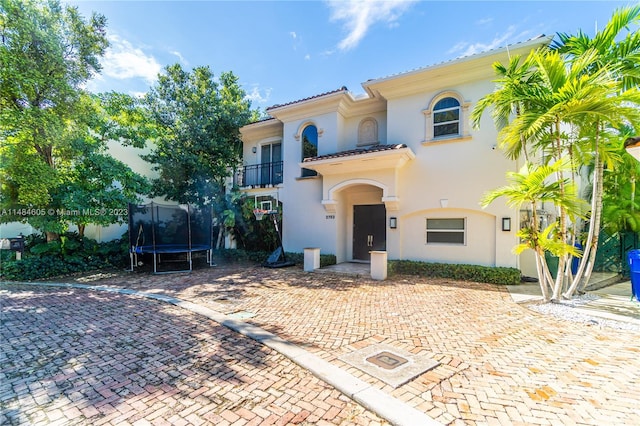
(236, 161, 283, 187)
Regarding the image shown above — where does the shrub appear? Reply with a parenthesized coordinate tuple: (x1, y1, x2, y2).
(213, 249, 337, 268)
(388, 259, 521, 285)
(0, 232, 130, 281)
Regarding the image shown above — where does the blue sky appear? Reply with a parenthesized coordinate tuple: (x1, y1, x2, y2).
(69, 1, 635, 110)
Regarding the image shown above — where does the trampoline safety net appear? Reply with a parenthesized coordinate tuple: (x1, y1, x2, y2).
(128, 202, 214, 274)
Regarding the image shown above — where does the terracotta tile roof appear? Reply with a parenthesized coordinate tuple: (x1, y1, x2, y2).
(245, 115, 277, 126)
(303, 143, 407, 162)
(266, 86, 348, 111)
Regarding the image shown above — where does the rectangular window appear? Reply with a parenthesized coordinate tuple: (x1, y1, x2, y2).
(433, 108, 460, 137)
(426, 218, 465, 245)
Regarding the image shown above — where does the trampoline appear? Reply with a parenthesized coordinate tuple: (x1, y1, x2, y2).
(128, 202, 215, 274)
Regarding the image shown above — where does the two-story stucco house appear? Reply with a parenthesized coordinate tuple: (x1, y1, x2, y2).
(238, 36, 552, 275)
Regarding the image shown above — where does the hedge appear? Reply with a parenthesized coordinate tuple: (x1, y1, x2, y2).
(388, 259, 521, 285)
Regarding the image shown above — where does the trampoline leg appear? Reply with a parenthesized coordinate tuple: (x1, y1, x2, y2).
(130, 252, 134, 272)
(153, 253, 158, 274)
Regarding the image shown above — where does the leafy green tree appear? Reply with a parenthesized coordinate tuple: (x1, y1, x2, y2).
(601, 135, 640, 235)
(143, 63, 256, 244)
(58, 93, 151, 237)
(0, 0, 149, 240)
(473, 6, 640, 301)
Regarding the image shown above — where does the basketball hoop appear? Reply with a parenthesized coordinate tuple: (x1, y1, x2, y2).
(253, 209, 267, 221)
(253, 209, 278, 221)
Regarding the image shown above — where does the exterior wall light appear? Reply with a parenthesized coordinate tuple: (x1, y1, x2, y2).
(625, 136, 640, 162)
(252, 147, 257, 154)
(502, 217, 511, 232)
(389, 217, 397, 229)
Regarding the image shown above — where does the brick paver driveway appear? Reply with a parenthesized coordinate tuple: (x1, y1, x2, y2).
(0, 283, 385, 426)
(2, 262, 640, 425)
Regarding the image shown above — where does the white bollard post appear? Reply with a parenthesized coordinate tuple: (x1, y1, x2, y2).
(304, 248, 321, 272)
(370, 251, 387, 280)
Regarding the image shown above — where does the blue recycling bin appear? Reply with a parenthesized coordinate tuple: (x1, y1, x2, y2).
(629, 249, 640, 302)
(571, 242, 583, 275)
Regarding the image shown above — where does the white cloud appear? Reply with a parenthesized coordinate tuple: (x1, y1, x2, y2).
(290, 31, 297, 40)
(170, 50, 188, 65)
(102, 34, 162, 84)
(475, 17, 493, 26)
(245, 85, 272, 104)
(449, 26, 517, 57)
(326, 0, 417, 51)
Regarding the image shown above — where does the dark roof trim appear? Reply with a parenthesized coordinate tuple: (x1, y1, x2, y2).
(266, 86, 348, 111)
(303, 143, 407, 162)
(625, 136, 640, 148)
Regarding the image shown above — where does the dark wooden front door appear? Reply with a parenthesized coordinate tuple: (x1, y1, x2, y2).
(353, 204, 386, 261)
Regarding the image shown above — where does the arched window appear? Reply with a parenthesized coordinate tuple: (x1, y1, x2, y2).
(301, 125, 318, 177)
(422, 92, 470, 143)
(433, 97, 460, 137)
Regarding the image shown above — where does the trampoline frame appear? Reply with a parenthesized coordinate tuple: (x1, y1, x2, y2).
(128, 202, 215, 274)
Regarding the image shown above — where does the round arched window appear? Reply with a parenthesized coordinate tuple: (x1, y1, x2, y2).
(433, 97, 460, 137)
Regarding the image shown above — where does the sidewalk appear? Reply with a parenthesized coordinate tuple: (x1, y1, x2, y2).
(506, 274, 640, 327)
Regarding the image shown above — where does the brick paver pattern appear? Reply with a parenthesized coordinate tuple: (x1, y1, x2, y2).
(0, 284, 387, 426)
(3, 262, 640, 425)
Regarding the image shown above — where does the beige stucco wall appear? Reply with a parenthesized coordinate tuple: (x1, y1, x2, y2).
(380, 81, 520, 268)
(240, 79, 524, 268)
(239, 39, 557, 271)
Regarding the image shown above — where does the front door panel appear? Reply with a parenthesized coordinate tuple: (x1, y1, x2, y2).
(353, 204, 386, 261)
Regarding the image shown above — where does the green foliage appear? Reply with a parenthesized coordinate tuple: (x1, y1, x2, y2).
(213, 249, 336, 268)
(230, 195, 281, 252)
(472, 5, 640, 299)
(388, 260, 521, 285)
(602, 134, 640, 234)
(143, 64, 254, 208)
(0, 1, 148, 239)
(0, 232, 129, 280)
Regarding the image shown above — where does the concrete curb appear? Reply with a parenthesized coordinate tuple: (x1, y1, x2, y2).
(1, 281, 441, 426)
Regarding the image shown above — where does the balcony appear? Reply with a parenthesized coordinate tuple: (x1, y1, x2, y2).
(236, 161, 283, 188)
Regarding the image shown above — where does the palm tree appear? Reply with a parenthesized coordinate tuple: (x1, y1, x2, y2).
(474, 6, 640, 301)
(552, 5, 640, 296)
(481, 161, 587, 301)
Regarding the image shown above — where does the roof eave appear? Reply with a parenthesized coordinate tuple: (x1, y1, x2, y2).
(362, 35, 553, 91)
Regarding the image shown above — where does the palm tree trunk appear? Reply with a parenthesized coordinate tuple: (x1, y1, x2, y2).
(552, 119, 568, 300)
(535, 249, 551, 301)
(578, 156, 605, 292)
(566, 124, 602, 297)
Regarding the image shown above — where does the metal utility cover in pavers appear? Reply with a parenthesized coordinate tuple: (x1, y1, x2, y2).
(227, 310, 256, 320)
(340, 343, 440, 388)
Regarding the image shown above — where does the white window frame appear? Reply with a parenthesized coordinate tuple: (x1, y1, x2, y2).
(426, 217, 467, 245)
(433, 98, 460, 138)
